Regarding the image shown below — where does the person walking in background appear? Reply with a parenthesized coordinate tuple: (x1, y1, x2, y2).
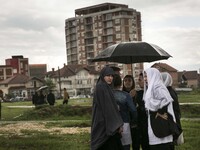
(161, 72, 183, 148)
(113, 74, 137, 150)
(91, 66, 123, 150)
(63, 88, 69, 104)
(47, 90, 55, 106)
(143, 68, 176, 150)
(135, 73, 150, 150)
(122, 75, 139, 150)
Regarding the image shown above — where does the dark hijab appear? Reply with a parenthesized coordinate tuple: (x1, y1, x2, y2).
(91, 66, 123, 150)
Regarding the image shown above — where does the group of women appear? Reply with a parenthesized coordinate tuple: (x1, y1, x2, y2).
(91, 66, 182, 150)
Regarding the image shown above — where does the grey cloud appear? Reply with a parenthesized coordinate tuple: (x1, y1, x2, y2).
(0, 0, 199, 71)
(0, 12, 60, 31)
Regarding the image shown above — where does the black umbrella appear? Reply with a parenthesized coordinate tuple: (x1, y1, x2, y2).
(36, 85, 48, 91)
(91, 41, 172, 64)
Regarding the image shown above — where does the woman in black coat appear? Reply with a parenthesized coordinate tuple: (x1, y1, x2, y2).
(161, 72, 182, 149)
(91, 66, 123, 150)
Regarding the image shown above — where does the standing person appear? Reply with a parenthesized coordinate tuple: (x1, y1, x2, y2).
(47, 90, 55, 106)
(122, 75, 139, 150)
(161, 72, 182, 147)
(135, 73, 150, 150)
(63, 88, 69, 104)
(143, 68, 176, 150)
(38, 90, 46, 105)
(91, 66, 123, 150)
(110, 66, 121, 75)
(122, 75, 136, 102)
(32, 91, 39, 106)
(113, 74, 137, 150)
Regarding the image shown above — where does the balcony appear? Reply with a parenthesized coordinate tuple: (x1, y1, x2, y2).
(75, 84, 92, 89)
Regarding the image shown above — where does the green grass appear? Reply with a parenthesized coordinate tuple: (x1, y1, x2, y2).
(0, 132, 90, 150)
(175, 120, 200, 150)
(180, 105, 200, 118)
(17, 105, 92, 121)
(0, 94, 200, 149)
(1, 98, 92, 121)
(178, 91, 200, 103)
(0, 120, 199, 150)
(45, 120, 91, 128)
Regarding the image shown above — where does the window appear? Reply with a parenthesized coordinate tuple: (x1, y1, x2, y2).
(106, 21, 113, 27)
(98, 22, 102, 27)
(32, 81, 36, 87)
(106, 14, 112, 20)
(115, 26, 121, 32)
(81, 39, 84, 44)
(116, 34, 121, 39)
(115, 19, 120, 24)
(107, 35, 113, 42)
(98, 36, 101, 41)
(121, 11, 127, 15)
(13, 69, 17, 74)
(99, 29, 102, 34)
(20, 62, 23, 69)
(98, 44, 102, 49)
(107, 28, 113, 34)
(25, 64, 28, 70)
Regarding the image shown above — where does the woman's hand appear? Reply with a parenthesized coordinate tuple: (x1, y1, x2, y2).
(118, 126, 123, 134)
(130, 89, 136, 97)
(155, 112, 168, 120)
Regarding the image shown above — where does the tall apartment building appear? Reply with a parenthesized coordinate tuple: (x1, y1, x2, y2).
(5, 55, 29, 76)
(65, 3, 143, 76)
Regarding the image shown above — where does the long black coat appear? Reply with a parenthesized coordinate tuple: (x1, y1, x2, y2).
(167, 86, 181, 127)
(47, 93, 55, 105)
(91, 66, 123, 150)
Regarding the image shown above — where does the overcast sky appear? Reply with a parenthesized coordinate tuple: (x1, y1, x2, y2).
(0, 0, 199, 72)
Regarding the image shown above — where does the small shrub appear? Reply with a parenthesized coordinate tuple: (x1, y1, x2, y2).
(15, 105, 92, 121)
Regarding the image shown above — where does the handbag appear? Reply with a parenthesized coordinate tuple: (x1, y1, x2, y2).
(150, 110, 181, 138)
(150, 111, 171, 138)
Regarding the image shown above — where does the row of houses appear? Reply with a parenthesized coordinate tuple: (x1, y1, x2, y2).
(152, 63, 200, 89)
(0, 64, 99, 100)
(45, 64, 99, 98)
(0, 62, 199, 100)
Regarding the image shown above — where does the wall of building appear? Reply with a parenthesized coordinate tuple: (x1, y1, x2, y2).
(65, 3, 143, 79)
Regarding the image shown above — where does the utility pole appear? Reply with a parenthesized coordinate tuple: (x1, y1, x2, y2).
(58, 66, 62, 98)
(0, 100, 1, 120)
(0, 90, 3, 120)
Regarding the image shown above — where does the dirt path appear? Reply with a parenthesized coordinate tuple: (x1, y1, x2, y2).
(0, 121, 90, 135)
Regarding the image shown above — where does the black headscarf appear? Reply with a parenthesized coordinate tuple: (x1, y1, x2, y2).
(91, 66, 123, 150)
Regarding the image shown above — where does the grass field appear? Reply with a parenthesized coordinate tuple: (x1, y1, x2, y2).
(178, 93, 200, 103)
(0, 92, 199, 150)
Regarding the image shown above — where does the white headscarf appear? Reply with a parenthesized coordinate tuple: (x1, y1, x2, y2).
(143, 68, 173, 111)
(161, 72, 173, 87)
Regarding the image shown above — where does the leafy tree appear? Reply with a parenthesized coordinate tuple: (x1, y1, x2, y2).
(44, 78, 56, 90)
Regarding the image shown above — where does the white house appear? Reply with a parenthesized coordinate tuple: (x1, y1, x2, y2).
(45, 64, 99, 98)
(0, 74, 44, 100)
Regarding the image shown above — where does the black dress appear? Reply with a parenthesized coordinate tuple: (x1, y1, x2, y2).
(91, 66, 123, 150)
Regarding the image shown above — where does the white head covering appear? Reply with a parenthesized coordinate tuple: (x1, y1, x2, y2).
(161, 72, 173, 87)
(143, 68, 173, 111)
